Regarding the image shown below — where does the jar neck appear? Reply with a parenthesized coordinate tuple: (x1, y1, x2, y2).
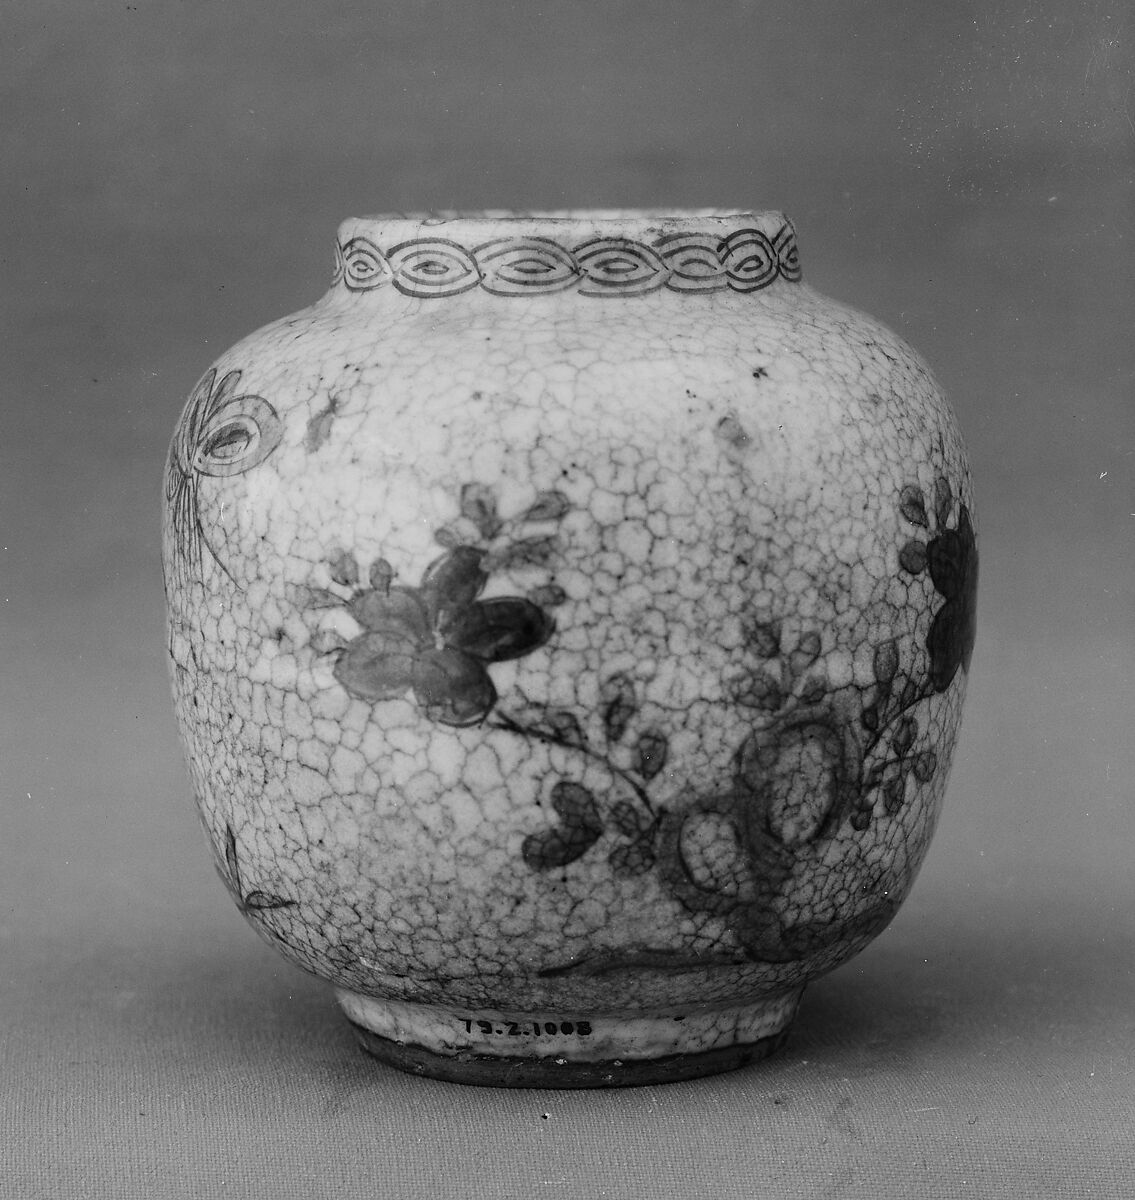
(330, 210, 801, 299)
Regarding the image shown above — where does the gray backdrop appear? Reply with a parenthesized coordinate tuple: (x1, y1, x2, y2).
(3, 2, 1133, 1197)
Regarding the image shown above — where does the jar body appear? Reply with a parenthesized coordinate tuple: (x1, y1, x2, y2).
(163, 212, 976, 1084)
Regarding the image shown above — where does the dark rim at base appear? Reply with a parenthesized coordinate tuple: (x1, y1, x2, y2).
(348, 1021, 792, 1089)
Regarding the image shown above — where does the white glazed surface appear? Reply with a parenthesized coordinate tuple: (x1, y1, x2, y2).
(163, 212, 974, 1019)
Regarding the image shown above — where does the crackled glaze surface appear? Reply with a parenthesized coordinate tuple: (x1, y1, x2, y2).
(163, 211, 975, 1078)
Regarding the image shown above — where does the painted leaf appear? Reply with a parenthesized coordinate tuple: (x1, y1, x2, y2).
(521, 826, 603, 870)
(926, 528, 967, 599)
(732, 671, 783, 712)
(487, 536, 558, 570)
(636, 729, 669, 780)
(244, 890, 296, 911)
(745, 619, 781, 658)
(528, 583, 567, 608)
(873, 639, 899, 684)
(304, 402, 337, 452)
(520, 490, 570, 522)
(460, 482, 501, 537)
(609, 838, 656, 877)
(934, 476, 954, 527)
(349, 588, 430, 642)
(211, 370, 243, 412)
(850, 807, 872, 832)
(368, 559, 395, 593)
(329, 551, 359, 587)
(309, 628, 346, 655)
(412, 648, 496, 726)
(900, 484, 928, 528)
(421, 545, 488, 614)
(899, 540, 928, 574)
(301, 587, 348, 610)
(549, 780, 603, 829)
(790, 631, 822, 675)
(912, 749, 938, 783)
(521, 781, 604, 870)
(762, 725, 844, 846)
(599, 672, 638, 743)
(222, 825, 241, 892)
(442, 597, 553, 662)
(892, 716, 918, 759)
(544, 708, 587, 748)
(610, 799, 645, 837)
(333, 634, 417, 701)
(883, 775, 906, 814)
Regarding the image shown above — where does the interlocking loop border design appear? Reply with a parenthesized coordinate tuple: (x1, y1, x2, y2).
(331, 224, 802, 298)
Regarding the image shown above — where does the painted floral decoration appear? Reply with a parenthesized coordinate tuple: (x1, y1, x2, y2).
(898, 477, 978, 692)
(166, 367, 283, 589)
(322, 546, 554, 727)
(307, 483, 569, 726)
(216, 824, 295, 925)
(285, 472, 971, 976)
(511, 670, 669, 876)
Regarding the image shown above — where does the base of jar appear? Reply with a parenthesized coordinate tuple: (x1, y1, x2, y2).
(335, 987, 803, 1088)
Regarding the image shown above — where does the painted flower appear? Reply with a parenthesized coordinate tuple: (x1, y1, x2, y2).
(332, 545, 554, 726)
(899, 479, 978, 693)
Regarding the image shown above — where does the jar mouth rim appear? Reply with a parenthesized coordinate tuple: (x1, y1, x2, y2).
(345, 209, 788, 230)
(353, 209, 769, 221)
(331, 210, 802, 296)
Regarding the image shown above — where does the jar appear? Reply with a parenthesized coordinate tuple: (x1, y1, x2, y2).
(163, 210, 977, 1086)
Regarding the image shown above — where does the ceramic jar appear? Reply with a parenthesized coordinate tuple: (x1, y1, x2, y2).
(163, 211, 977, 1086)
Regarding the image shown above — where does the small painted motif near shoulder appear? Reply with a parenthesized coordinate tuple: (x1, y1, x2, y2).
(165, 367, 283, 590)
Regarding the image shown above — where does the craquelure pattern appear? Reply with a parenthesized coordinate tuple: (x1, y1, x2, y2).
(163, 211, 974, 1073)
